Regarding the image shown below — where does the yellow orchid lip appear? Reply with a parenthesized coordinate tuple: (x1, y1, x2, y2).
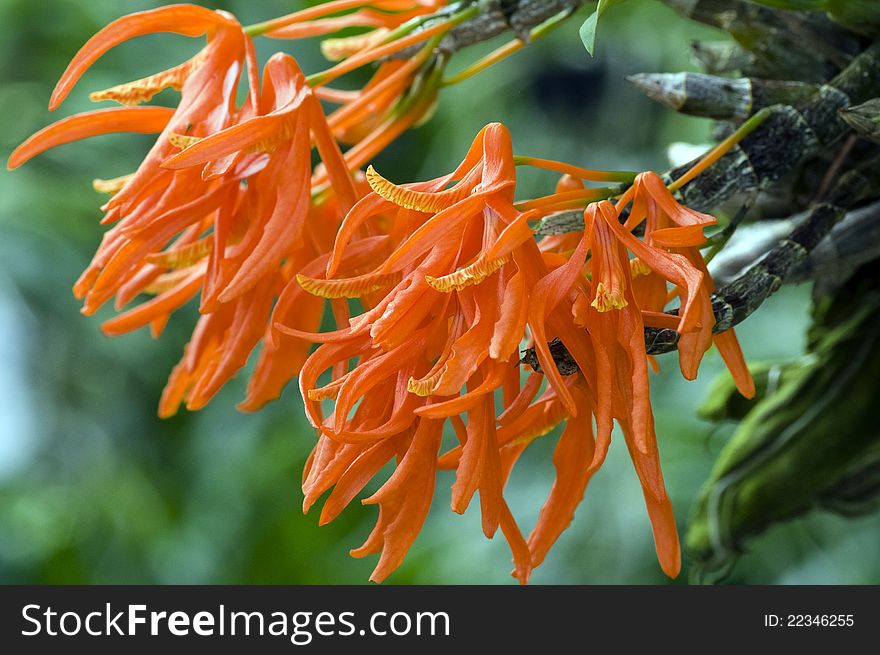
(591, 281, 628, 311)
(365, 164, 475, 213)
(296, 270, 402, 298)
(425, 254, 511, 293)
(89, 52, 207, 106)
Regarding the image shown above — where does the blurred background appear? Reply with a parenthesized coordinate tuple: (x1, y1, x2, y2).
(1, 0, 878, 584)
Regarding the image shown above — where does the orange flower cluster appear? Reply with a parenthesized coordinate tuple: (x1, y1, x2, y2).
(284, 123, 754, 582)
(8, 1, 448, 415)
(9, 2, 755, 583)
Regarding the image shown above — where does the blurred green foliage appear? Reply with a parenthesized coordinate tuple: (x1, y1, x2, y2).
(0, 0, 877, 585)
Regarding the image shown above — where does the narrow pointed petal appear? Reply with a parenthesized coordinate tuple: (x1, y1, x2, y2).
(713, 328, 756, 399)
(527, 385, 595, 568)
(353, 419, 442, 583)
(8, 106, 174, 169)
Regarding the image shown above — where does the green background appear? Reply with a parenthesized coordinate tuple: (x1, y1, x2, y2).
(1, 0, 877, 584)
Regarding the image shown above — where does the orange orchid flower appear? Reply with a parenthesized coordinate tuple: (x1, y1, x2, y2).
(8, 1, 476, 419)
(624, 172, 755, 398)
(282, 123, 556, 582)
(7, 0, 760, 585)
(283, 120, 759, 582)
(152, 53, 361, 415)
(7, 5, 363, 415)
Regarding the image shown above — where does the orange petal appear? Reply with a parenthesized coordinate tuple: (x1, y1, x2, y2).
(638, 172, 717, 228)
(649, 225, 707, 248)
(318, 436, 403, 525)
(352, 418, 442, 583)
(489, 270, 529, 361)
(526, 226, 590, 417)
(8, 106, 174, 169)
(596, 201, 705, 334)
(527, 385, 595, 568)
(163, 54, 310, 170)
(500, 501, 532, 585)
(714, 328, 755, 399)
(100, 270, 202, 336)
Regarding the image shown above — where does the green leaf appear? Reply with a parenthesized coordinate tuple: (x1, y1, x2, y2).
(579, 0, 627, 56)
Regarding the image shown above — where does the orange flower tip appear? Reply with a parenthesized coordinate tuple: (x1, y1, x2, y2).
(92, 174, 132, 195)
(488, 345, 510, 362)
(157, 407, 178, 420)
(168, 132, 202, 150)
(591, 282, 628, 312)
(629, 257, 652, 278)
(512, 571, 530, 585)
(681, 368, 698, 381)
(556, 173, 585, 193)
(737, 376, 756, 400)
(425, 255, 510, 293)
(660, 554, 682, 579)
(185, 395, 211, 413)
(235, 399, 260, 414)
(365, 165, 466, 213)
(296, 271, 400, 298)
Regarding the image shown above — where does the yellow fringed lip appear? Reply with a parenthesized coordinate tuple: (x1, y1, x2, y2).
(591, 282, 628, 312)
(296, 270, 402, 298)
(424, 254, 510, 293)
(89, 53, 205, 106)
(365, 165, 472, 213)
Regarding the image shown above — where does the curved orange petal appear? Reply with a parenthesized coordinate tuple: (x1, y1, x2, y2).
(527, 384, 595, 568)
(526, 225, 590, 416)
(8, 106, 174, 169)
(352, 418, 442, 583)
(713, 328, 756, 399)
(100, 269, 202, 336)
(596, 201, 705, 334)
(489, 269, 529, 361)
(638, 172, 717, 228)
